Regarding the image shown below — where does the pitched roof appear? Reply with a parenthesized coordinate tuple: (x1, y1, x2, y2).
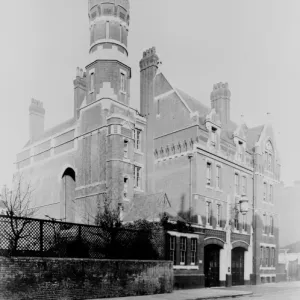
(24, 117, 77, 148)
(123, 192, 186, 223)
(246, 125, 264, 150)
(175, 88, 210, 117)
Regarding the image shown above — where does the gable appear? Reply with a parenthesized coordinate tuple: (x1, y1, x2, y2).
(154, 73, 173, 97)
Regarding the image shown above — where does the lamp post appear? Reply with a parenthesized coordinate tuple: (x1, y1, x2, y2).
(239, 194, 249, 215)
(187, 152, 194, 222)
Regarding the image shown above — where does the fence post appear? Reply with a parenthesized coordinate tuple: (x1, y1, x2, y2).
(40, 220, 44, 256)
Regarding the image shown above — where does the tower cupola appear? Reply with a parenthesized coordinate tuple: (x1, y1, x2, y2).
(88, 0, 130, 65)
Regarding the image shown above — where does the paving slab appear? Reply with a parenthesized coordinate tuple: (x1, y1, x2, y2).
(87, 288, 253, 300)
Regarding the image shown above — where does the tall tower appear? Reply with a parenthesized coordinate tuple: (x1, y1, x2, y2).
(87, 0, 131, 105)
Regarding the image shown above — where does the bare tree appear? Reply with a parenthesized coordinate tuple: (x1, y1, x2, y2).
(0, 173, 37, 255)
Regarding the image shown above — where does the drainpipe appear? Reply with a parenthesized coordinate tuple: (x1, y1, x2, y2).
(188, 152, 194, 222)
(252, 156, 256, 284)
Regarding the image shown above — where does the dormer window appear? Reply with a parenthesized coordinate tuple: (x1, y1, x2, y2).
(265, 141, 274, 172)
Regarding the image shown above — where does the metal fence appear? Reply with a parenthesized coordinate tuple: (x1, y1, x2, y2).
(0, 215, 166, 260)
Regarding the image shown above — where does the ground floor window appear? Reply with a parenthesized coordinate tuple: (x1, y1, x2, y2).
(180, 237, 187, 265)
(169, 236, 176, 264)
(191, 238, 197, 265)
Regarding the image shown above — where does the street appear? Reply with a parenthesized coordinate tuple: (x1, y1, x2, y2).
(224, 282, 300, 299)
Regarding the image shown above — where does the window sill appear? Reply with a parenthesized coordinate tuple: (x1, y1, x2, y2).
(89, 90, 94, 95)
(260, 267, 276, 271)
(123, 158, 130, 163)
(120, 91, 127, 95)
(156, 114, 161, 119)
(206, 225, 213, 229)
(216, 226, 223, 230)
(134, 187, 144, 193)
(173, 265, 199, 270)
(206, 185, 214, 190)
(134, 149, 143, 155)
(215, 188, 223, 193)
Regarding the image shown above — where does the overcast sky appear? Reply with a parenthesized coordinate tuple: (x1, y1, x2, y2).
(0, 0, 299, 186)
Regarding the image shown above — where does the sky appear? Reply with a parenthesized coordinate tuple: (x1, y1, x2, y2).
(0, 0, 299, 186)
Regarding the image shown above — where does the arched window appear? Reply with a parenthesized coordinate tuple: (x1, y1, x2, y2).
(265, 141, 274, 172)
(62, 168, 76, 223)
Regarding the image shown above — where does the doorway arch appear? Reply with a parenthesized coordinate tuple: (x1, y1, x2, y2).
(61, 167, 76, 222)
(231, 246, 246, 286)
(204, 243, 223, 287)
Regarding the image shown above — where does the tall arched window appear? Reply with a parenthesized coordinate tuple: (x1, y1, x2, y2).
(62, 168, 76, 223)
(265, 141, 274, 172)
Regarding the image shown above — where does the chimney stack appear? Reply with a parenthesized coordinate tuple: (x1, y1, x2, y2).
(29, 98, 45, 141)
(210, 82, 231, 126)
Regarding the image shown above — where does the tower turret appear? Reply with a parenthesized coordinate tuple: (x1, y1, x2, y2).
(86, 0, 131, 106)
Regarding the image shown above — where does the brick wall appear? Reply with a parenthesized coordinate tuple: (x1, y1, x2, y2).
(0, 257, 173, 300)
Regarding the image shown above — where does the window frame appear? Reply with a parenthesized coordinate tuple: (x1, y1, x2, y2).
(169, 235, 176, 265)
(206, 202, 212, 226)
(179, 237, 187, 265)
(191, 238, 197, 265)
(120, 72, 126, 93)
(216, 204, 221, 228)
(260, 246, 264, 266)
(134, 128, 142, 151)
(242, 176, 247, 195)
(216, 165, 221, 189)
(263, 182, 267, 202)
(123, 139, 129, 158)
(206, 162, 212, 186)
(234, 173, 240, 195)
(134, 166, 142, 189)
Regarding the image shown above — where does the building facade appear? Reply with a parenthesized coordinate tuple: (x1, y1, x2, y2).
(15, 0, 281, 288)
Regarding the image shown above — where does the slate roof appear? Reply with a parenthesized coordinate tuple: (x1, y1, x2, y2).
(24, 117, 77, 148)
(123, 192, 186, 223)
(246, 125, 265, 150)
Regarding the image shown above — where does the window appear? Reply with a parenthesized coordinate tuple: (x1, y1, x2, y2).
(270, 216, 274, 235)
(260, 246, 264, 266)
(242, 214, 247, 232)
(242, 176, 247, 195)
(211, 127, 217, 146)
(123, 177, 128, 198)
(263, 214, 268, 234)
(265, 248, 269, 266)
(90, 72, 95, 92)
(191, 239, 197, 265)
(120, 73, 126, 92)
(234, 211, 239, 231)
(180, 237, 187, 265)
(271, 248, 275, 266)
(269, 185, 273, 203)
(169, 236, 176, 264)
(206, 202, 212, 226)
(206, 163, 212, 186)
(263, 183, 267, 202)
(238, 142, 243, 161)
(102, 3, 114, 15)
(235, 173, 240, 195)
(216, 204, 221, 227)
(265, 141, 274, 172)
(106, 21, 109, 38)
(157, 99, 160, 115)
(124, 140, 128, 158)
(134, 166, 141, 189)
(216, 166, 221, 189)
(134, 129, 141, 151)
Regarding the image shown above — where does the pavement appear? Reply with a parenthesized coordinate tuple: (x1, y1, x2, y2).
(88, 281, 300, 300)
(87, 286, 252, 300)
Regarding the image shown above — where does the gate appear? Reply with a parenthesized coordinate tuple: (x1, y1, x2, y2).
(232, 247, 245, 286)
(204, 244, 221, 287)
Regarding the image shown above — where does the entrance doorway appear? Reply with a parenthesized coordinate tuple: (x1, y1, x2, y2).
(204, 244, 221, 287)
(232, 247, 245, 286)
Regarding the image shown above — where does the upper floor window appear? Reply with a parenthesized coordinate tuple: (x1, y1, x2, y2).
(234, 173, 240, 195)
(206, 202, 212, 226)
(134, 166, 141, 189)
(123, 139, 129, 158)
(271, 248, 276, 267)
(120, 73, 126, 92)
(90, 72, 95, 92)
(263, 182, 267, 202)
(265, 247, 270, 266)
(234, 211, 239, 231)
(102, 3, 114, 15)
(242, 214, 247, 232)
(263, 214, 268, 234)
(123, 177, 128, 198)
(157, 99, 160, 115)
(191, 238, 197, 265)
(180, 237, 187, 265)
(216, 166, 221, 189)
(242, 176, 247, 195)
(260, 246, 264, 266)
(265, 141, 274, 172)
(216, 204, 221, 227)
(238, 141, 243, 161)
(134, 129, 141, 151)
(211, 127, 217, 147)
(269, 185, 273, 203)
(206, 163, 212, 186)
(270, 215, 274, 235)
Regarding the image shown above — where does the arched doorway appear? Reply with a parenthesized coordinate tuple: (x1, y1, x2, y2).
(61, 168, 76, 222)
(232, 247, 246, 286)
(204, 244, 223, 287)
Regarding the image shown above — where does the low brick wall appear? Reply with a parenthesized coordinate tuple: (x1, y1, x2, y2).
(0, 257, 173, 300)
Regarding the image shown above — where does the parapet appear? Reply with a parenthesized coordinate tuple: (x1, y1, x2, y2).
(210, 82, 231, 101)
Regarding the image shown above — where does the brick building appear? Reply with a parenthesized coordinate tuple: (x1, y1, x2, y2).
(15, 0, 281, 288)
